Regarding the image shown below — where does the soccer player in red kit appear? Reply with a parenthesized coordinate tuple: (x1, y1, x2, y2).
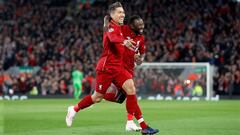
(66, 2, 159, 134)
(103, 15, 146, 132)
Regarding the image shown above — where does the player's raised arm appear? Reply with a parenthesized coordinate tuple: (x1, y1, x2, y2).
(103, 15, 110, 32)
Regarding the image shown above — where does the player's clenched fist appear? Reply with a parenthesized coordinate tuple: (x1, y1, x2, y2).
(123, 39, 136, 48)
(134, 54, 144, 65)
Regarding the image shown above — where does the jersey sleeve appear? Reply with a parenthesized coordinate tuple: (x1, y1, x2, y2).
(106, 26, 124, 43)
(138, 37, 145, 54)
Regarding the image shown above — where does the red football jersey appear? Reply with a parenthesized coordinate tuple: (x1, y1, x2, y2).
(96, 20, 125, 72)
(121, 25, 145, 75)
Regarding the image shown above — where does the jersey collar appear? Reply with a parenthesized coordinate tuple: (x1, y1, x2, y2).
(111, 20, 121, 26)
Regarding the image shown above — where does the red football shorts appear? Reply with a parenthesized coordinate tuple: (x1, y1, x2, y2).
(95, 68, 132, 94)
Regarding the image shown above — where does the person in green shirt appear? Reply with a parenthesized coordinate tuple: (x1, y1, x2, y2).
(192, 83, 203, 96)
(72, 66, 84, 99)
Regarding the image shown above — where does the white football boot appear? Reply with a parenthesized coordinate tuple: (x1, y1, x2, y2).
(66, 106, 76, 127)
(125, 120, 142, 132)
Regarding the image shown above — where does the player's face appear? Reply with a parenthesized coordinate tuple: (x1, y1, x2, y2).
(110, 7, 125, 24)
(132, 19, 144, 35)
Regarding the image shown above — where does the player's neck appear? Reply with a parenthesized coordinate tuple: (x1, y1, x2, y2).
(111, 20, 121, 26)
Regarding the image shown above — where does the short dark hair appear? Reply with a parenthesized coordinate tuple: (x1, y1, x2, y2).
(108, 2, 123, 14)
(128, 15, 141, 25)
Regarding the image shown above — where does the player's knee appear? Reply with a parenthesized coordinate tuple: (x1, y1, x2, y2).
(122, 79, 136, 95)
(94, 97, 103, 103)
(92, 96, 103, 103)
(127, 87, 136, 95)
(91, 92, 104, 103)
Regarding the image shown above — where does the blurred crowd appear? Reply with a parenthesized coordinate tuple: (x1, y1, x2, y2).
(135, 68, 206, 97)
(0, 0, 240, 96)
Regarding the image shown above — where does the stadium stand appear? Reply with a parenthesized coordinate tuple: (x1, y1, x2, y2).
(0, 0, 240, 96)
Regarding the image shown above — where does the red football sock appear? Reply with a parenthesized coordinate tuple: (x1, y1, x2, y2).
(104, 93, 117, 102)
(126, 95, 137, 116)
(135, 103, 148, 129)
(74, 95, 93, 112)
(127, 113, 134, 121)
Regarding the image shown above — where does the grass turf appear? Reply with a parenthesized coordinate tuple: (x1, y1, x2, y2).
(1, 99, 240, 135)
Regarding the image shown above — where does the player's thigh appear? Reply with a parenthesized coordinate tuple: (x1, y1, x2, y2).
(73, 83, 81, 90)
(114, 69, 135, 95)
(92, 91, 105, 103)
(95, 71, 113, 95)
(122, 79, 136, 95)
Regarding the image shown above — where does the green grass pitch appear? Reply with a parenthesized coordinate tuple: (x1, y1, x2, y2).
(1, 99, 240, 135)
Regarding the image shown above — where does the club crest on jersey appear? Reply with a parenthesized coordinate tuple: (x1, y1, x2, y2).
(108, 28, 114, 32)
(99, 85, 102, 90)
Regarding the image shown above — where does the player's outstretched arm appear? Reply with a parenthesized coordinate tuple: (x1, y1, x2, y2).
(103, 15, 110, 32)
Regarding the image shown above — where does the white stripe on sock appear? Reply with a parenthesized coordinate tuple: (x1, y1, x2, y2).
(138, 118, 144, 123)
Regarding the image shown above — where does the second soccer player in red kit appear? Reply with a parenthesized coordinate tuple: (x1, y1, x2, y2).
(66, 2, 159, 134)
